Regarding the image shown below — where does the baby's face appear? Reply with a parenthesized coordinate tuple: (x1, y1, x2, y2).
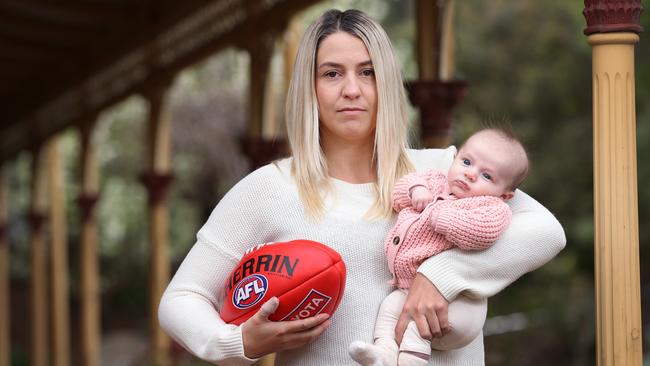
(447, 131, 519, 200)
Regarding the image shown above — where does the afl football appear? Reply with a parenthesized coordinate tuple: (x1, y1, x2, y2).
(221, 239, 346, 325)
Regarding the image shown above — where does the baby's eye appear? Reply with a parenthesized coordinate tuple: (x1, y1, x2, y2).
(462, 158, 470, 166)
(481, 172, 492, 181)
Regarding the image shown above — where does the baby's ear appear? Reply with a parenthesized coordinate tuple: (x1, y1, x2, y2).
(500, 190, 515, 201)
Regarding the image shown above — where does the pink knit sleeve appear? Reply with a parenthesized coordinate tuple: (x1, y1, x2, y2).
(392, 170, 440, 212)
(433, 196, 512, 250)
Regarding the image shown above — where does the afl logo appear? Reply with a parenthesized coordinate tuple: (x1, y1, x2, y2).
(232, 274, 268, 309)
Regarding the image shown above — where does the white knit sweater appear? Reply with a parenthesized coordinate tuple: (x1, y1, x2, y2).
(158, 147, 566, 366)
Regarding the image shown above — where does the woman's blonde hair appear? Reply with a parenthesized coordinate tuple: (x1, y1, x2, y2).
(286, 9, 413, 219)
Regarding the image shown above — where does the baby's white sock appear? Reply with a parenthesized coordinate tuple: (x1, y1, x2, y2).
(349, 339, 398, 366)
(398, 351, 429, 366)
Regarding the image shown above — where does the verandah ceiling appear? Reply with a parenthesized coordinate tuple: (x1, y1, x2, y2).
(0, 0, 320, 162)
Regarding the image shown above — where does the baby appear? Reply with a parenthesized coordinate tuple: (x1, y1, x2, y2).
(350, 128, 529, 366)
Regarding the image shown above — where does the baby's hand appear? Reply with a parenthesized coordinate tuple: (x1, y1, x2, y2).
(410, 186, 434, 212)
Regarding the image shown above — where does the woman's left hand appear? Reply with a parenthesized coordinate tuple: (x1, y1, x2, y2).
(395, 273, 451, 344)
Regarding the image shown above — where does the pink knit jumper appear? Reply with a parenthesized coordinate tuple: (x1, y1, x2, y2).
(385, 170, 512, 289)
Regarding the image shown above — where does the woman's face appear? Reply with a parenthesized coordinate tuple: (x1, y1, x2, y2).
(315, 32, 378, 147)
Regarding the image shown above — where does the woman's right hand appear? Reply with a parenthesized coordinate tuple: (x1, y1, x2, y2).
(241, 297, 332, 358)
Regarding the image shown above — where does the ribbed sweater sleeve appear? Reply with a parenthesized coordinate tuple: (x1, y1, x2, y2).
(434, 196, 512, 251)
(418, 189, 566, 301)
(158, 166, 278, 365)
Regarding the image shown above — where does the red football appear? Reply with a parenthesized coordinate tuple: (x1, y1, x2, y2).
(221, 239, 346, 325)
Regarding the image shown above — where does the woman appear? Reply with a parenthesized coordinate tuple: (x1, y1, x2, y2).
(158, 9, 565, 365)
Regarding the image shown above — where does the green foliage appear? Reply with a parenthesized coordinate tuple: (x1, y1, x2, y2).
(6, 153, 31, 279)
(452, 1, 650, 364)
